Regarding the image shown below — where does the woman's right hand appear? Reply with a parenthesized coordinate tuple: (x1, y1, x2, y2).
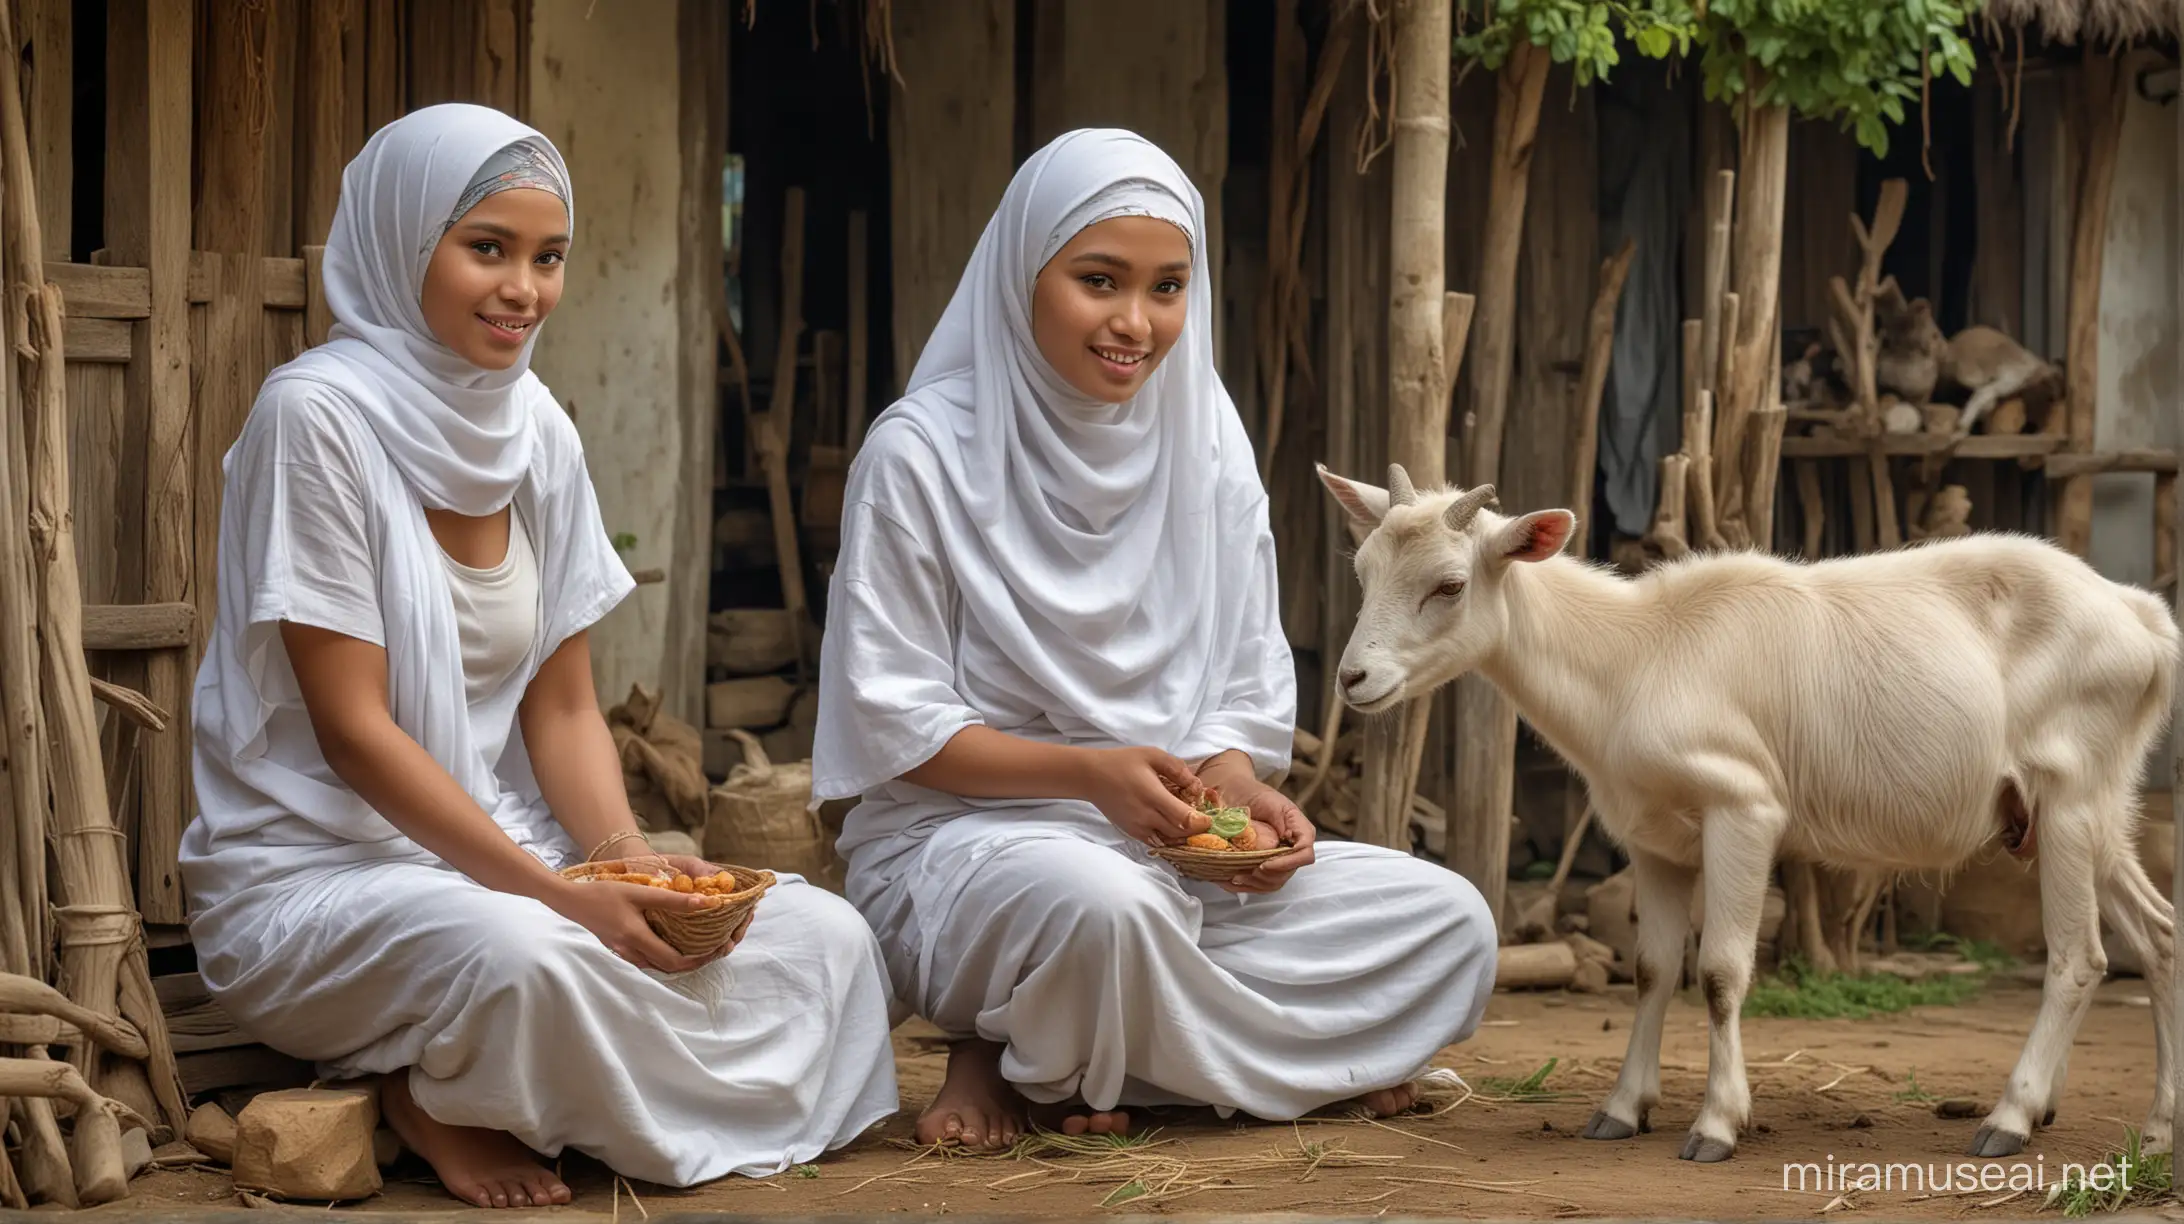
(1073, 747, 1212, 847)
(545, 878, 711, 974)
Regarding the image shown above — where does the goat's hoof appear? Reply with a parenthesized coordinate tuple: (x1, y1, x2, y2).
(2040, 1109, 2057, 1129)
(1968, 1125, 2027, 1158)
(1582, 1111, 1642, 1141)
(1678, 1132, 1736, 1163)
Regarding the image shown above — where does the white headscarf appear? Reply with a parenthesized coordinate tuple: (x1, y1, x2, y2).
(860, 128, 1267, 760)
(270, 102, 574, 514)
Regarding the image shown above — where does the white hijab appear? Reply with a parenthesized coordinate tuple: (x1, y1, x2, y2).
(273, 102, 573, 514)
(864, 128, 1266, 759)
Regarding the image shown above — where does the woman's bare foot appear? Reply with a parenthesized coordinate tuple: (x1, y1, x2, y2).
(1352, 1082, 1421, 1118)
(379, 1071, 572, 1209)
(1029, 1099, 1132, 1138)
(916, 1040, 1026, 1150)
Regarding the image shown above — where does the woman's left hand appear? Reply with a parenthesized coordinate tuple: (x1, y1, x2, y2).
(624, 851, 760, 965)
(1217, 780, 1316, 894)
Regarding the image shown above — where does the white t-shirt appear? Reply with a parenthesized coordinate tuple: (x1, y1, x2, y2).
(440, 506, 541, 707)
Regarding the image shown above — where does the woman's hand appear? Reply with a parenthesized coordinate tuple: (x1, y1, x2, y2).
(1072, 747, 1213, 847)
(1196, 767, 1317, 894)
(544, 877, 713, 974)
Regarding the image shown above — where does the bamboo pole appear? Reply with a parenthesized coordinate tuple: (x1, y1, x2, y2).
(1358, 0, 1452, 852)
(1715, 97, 1789, 544)
(1566, 237, 1637, 543)
(1445, 38, 1548, 928)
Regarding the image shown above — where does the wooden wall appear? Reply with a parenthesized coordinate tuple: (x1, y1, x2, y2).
(29, 0, 535, 932)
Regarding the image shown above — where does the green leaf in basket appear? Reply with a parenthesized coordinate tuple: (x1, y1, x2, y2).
(1208, 807, 1249, 841)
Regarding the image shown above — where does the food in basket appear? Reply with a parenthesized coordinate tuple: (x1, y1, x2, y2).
(1168, 781, 1279, 852)
(557, 859, 776, 958)
(1148, 778, 1292, 881)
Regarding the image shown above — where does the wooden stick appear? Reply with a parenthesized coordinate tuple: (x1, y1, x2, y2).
(1744, 406, 1789, 551)
(89, 678, 168, 733)
(1461, 39, 1548, 490)
(2155, 472, 2177, 596)
(1644, 452, 1692, 560)
(1698, 169, 1734, 398)
(1567, 238, 1637, 544)
(0, 1058, 132, 1206)
(1718, 100, 1788, 535)
(1796, 459, 1826, 558)
(2044, 448, 2180, 478)
(758, 188, 810, 680)
(0, 972, 149, 1059)
(846, 210, 869, 453)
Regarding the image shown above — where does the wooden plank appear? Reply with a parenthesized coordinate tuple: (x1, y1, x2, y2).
(304, 245, 332, 346)
(1778, 434, 2064, 460)
(24, 0, 69, 260)
(60, 320, 132, 364)
(195, 0, 275, 255)
(406, 0, 468, 107)
(47, 263, 151, 318)
(192, 257, 266, 712)
(186, 254, 306, 308)
(82, 603, 194, 651)
(365, 0, 404, 134)
(847, 210, 869, 451)
(260, 0, 299, 257)
(2042, 449, 2179, 478)
(299, 0, 347, 249)
(888, 0, 1015, 397)
(2056, 56, 2127, 556)
(67, 366, 124, 607)
(106, 0, 195, 926)
(478, 0, 522, 114)
(177, 1046, 314, 1097)
(341, 0, 367, 160)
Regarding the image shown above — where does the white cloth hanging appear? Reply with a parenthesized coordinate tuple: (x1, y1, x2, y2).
(181, 104, 897, 1185)
(813, 129, 1496, 1117)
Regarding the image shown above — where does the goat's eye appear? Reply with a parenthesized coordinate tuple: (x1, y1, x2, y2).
(1433, 578, 1465, 600)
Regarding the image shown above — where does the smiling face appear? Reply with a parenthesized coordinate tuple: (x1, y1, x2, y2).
(419, 186, 570, 370)
(1030, 215, 1192, 403)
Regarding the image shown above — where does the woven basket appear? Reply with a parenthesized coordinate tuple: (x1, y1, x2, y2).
(1148, 843, 1289, 882)
(558, 860, 775, 957)
(706, 730, 846, 893)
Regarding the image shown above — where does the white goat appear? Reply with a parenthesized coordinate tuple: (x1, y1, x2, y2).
(1317, 462, 2181, 1165)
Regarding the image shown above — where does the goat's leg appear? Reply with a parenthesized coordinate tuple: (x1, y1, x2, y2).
(1973, 805, 2108, 1157)
(2095, 846, 2176, 1153)
(1585, 850, 1696, 1142)
(1680, 808, 1784, 1163)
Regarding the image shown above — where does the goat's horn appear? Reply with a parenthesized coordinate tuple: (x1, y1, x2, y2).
(1386, 463, 1417, 507)
(1444, 484, 1499, 532)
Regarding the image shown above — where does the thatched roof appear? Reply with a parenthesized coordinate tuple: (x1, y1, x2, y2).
(1981, 0, 2176, 46)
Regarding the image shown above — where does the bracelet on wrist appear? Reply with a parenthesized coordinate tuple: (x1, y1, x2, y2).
(586, 829, 651, 863)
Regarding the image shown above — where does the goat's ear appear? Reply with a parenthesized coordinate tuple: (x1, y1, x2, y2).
(1492, 509, 1576, 564)
(1317, 464, 1390, 535)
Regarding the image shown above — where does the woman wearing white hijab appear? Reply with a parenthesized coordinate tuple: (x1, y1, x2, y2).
(181, 104, 898, 1207)
(814, 128, 1498, 1147)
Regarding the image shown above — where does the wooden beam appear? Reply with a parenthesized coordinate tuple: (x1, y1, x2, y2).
(888, 0, 1015, 397)
(478, 0, 521, 114)
(1779, 433, 2065, 460)
(105, 0, 195, 927)
(2056, 56, 2128, 557)
(2042, 449, 2179, 479)
(195, 0, 275, 255)
(364, 0, 405, 134)
(60, 320, 131, 364)
(299, 0, 347, 249)
(81, 603, 194, 652)
(23, 0, 69, 260)
(188, 255, 306, 308)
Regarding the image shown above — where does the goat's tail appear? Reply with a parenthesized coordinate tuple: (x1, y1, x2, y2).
(2122, 586, 2181, 744)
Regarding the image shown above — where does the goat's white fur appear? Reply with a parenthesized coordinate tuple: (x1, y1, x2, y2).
(1317, 461, 2181, 1164)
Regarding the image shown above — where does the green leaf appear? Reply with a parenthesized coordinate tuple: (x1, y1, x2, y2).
(1209, 808, 1250, 841)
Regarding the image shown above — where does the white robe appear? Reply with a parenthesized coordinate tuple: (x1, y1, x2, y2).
(181, 383, 898, 1185)
(815, 421, 1498, 1118)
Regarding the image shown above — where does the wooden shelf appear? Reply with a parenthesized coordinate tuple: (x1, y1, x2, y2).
(1778, 434, 2064, 460)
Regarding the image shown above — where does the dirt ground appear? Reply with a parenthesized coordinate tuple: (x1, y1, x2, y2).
(96, 971, 2184, 1221)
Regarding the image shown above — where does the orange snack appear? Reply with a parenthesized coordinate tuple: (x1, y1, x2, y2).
(1185, 833, 1233, 851)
